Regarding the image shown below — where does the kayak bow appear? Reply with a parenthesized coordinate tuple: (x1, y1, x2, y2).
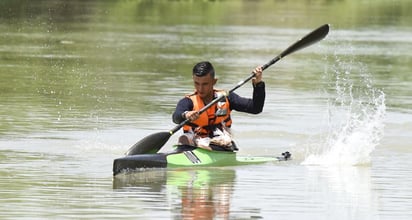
(113, 146, 291, 176)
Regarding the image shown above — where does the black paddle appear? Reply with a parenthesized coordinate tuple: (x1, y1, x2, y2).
(125, 24, 330, 155)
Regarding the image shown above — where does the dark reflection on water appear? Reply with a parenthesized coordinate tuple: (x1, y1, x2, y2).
(113, 168, 237, 219)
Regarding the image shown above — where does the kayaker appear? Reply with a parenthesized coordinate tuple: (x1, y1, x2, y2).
(172, 61, 265, 151)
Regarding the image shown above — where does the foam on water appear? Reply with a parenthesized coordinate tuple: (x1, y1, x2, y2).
(302, 46, 386, 166)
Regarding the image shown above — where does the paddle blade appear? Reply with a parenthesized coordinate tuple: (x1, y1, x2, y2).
(262, 24, 329, 70)
(280, 24, 329, 58)
(125, 131, 171, 155)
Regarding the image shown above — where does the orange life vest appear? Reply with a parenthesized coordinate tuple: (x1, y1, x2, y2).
(183, 90, 232, 137)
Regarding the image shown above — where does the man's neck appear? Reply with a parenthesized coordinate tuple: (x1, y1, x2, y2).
(201, 93, 215, 105)
(202, 96, 213, 105)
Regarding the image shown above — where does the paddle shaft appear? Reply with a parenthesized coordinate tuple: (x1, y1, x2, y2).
(169, 24, 330, 135)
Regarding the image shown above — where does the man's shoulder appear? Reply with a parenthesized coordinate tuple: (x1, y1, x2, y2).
(227, 92, 240, 103)
(178, 96, 194, 105)
(185, 91, 197, 97)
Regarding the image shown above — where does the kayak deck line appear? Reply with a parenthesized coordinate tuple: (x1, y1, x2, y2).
(113, 145, 291, 176)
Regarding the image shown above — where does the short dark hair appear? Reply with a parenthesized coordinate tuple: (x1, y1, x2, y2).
(192, 61, 215, 78)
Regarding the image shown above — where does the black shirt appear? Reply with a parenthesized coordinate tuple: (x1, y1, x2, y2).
(172, 81, 265, 124)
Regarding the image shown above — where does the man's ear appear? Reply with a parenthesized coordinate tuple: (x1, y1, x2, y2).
(213, 78, 218, 85)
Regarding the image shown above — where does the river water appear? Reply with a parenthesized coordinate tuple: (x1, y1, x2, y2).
(1, 0, 412, 219)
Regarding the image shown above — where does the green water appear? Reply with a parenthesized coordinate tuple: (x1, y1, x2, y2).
(1, 0, 412, 219)
(1, 0, 411, 136)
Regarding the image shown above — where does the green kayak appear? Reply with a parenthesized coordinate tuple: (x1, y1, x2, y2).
(113, 145, 291, 176)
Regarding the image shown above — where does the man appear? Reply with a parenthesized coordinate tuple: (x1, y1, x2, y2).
(172, 61, 264, 151)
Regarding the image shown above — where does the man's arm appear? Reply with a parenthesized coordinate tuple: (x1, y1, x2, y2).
(172, 97, 194, 124)
(228, 81, 265, 114)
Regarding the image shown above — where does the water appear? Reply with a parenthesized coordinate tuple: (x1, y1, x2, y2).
(303, 49, 386, 165)
(1, 0, 412, 219)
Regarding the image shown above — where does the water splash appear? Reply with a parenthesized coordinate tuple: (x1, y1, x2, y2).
(302, 48, 386, 166)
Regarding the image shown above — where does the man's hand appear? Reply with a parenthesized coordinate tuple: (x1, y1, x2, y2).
(184, 111, 200, 121)
(252, 66, 263, 85)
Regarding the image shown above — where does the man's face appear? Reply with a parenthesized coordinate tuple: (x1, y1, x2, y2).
(193, 72, 217, 100)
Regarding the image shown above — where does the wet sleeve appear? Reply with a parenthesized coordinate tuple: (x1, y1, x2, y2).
(172, 97, 194, 124)
(228, 81, 265, 114)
